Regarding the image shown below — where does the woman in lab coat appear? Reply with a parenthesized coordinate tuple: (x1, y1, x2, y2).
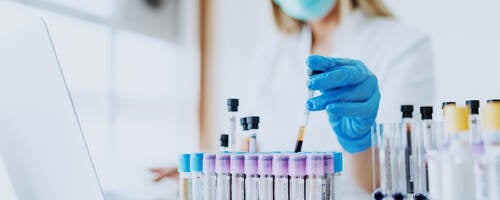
(152, 0, 435, 198)
(244, 0, 435, 198)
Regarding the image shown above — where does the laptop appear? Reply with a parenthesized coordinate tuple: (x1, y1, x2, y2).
(0, 19, 105, 200)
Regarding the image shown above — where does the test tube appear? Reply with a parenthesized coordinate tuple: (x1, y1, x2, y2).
(231, 154, 246, 200)
(414, 106, 433, 199)
(190, 153, 204, 200)
(203, 154, 217, 200)
(374, 124, 400, 200)
(245, 154, 260, 200)
(466, 100, 482, 142)
(178, 154, 191, 200)
(333, 152, 343, 200)
(306, 153, 327, 200)
(216, 154, 231, 200)
(227, 98, 239, 152)
(289, 154, 307, 200)
(273, 154, 290, 200)
(220, 134, 229, 152)
(426, 106, 451, 200)
(258, 154, 274, 200)
(400, 105, 415, 199)
(440, 106, 475, 200)
(247, 116, 260, 153)
(474, 99, 500, 200)
(323, 153, 334, 200)
(483, 99, 500, 200)
(426, 102, 456, 200)
(371, 124, 385, 200)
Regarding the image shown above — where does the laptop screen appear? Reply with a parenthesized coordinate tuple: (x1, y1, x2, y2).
(0, 19, 104, 200)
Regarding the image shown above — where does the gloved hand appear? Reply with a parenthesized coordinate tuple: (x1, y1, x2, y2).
(306, 55, 380, 153)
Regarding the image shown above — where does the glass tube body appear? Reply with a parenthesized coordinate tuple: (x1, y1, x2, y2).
(414, 120, 430, 196)
(392, 123, 407, 198)
(290, 175, 306, 200)
(232, 173, 245, 200)
(325, 173, 334, 200)
(486, 139, 500, 200)
(191, 171, 203, 200)
(216, 172, 231, 200)
(470, 113, 488, 200)
(245, 174, 259, 200)
(275, 175, 290, 200)
(479, 129, 500, 200)
(259, 174, 274, 200)
(441, 131, 475, 200)
(227, 111, 237, 152)
(179, 172, 191, 200)
(249, 131, 257, 153)
(401, 118, 416, 196)
(483, 102, 500, 200)
(375, 123, 400, 197)
(470, 114, 481, 142)
(203, 172, 217, 200)
(427, 121, 445, 200)
(307, 174, 327, 200)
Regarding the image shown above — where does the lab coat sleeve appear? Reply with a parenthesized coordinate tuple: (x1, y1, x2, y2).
(376, 36, 436, 123)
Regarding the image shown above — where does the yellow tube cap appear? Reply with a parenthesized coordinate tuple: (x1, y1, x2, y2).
(444, 106, 469, 133)
(483, 102, 500, 131)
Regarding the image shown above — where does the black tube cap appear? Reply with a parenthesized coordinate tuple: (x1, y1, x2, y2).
(401, 105, 414, 118)
(307, 70, 323, 76)
(414, 193, 428, 200)
(392, 192, 405, 200)
(487, 99, 500, 103)
(227, 98, 239, 112)
(466, 100, 480, 114)
(240, 117, 248, 131)
(220, 134, 228, 147)
(420, 106, 433, 120)
(372, 190, 385, 200)
(246, 116, 260, 130)
(441, 101, 456, 109)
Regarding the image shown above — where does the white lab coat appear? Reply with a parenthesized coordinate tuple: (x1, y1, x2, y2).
(240, 10, 436, 199)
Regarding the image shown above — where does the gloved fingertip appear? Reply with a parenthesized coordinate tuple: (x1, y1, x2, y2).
(307, 100, 317, 111)
(306, 79, 315, 89)
(306, 55, 325, 68)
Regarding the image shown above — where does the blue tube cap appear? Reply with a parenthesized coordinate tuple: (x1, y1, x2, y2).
(333, 152, 343, 173)
(178, 153, 191, 172)
(190, 153, 204, 172)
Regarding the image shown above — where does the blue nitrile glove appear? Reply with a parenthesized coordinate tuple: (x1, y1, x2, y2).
(306, 55, 380, 154)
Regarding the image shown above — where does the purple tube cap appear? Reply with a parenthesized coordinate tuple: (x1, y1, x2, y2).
(203, 153, 216, 173)
(272, 154, 289, 176)
(230, 154, 245, 174)
(306, 153, 325, 175)
(323, 153, 334, 174)
(244, 154, 259, 175)
(289, 154, 307, 177)
(258, 154, 273, 175)
(215, 154, 231, 174)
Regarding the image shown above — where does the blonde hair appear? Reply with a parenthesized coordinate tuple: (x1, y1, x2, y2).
(271, 0, 393, 34)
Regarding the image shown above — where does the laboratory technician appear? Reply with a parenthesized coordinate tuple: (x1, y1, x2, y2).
(152, 0, 435, 199)
(242, 0, 435, 199)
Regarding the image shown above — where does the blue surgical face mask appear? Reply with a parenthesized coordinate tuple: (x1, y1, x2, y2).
(273, 0, 336, 21)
